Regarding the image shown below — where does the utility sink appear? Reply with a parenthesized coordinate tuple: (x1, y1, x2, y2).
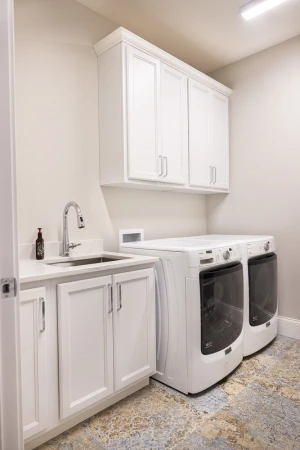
(47, 256, 129, 268)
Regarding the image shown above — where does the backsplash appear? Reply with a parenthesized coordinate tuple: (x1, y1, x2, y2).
(19, 239, 104, 260)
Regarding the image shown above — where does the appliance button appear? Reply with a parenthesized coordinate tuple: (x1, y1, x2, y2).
(264, 242, 270, 251)
(223, 250, 230, 260)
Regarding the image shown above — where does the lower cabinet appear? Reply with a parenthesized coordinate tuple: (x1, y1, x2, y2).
(57, 268, 156, 420)
(20, 287, 49, 440)
(57, 276, 114, 420)
(20, 266, 156, 443)
(113, 269, 156, 391)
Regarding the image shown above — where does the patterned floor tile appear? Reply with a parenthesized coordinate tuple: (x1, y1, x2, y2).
(281, 339, 300, 364)
(80, 382, 203, 448)
(36, 444, 57, 450)
(173, 430, 233, 449)
(35, 336, 300, 450)
(151, 378, 229, 416)
(196, 417, 270, 450)
(216, 352, 274, 400)
(254, 357, 300, 406)
(215, 381, 300, 448)
(37, 427, 106, 450)
(261, 335, 295, 359)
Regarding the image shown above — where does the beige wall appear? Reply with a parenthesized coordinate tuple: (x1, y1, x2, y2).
(208, 35, 300, 320)
(15, 0, 207, 251)
(14, 1, 300, 318)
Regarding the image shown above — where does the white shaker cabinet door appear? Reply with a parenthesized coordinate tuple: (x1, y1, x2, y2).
(188, 78, 212, 188)
(126, 46, 160, 182)
(20, 287, 48, 440)
(113, 269, 156, 391)
(57, 276, 114, 420)
(210, 90, 229, 190)
(160, 63, 188, 185)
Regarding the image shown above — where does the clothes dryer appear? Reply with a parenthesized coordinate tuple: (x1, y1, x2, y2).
(186, 235, 278, 356)
(121, 238, 244, 394)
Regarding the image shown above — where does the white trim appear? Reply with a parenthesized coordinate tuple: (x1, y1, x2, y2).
(278, 316, 300, 340)
(0, 0, 23, 448)
(93, 27, 232, 97)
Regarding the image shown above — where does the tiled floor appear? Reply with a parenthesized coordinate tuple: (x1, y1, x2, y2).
(38, 336, 300, 449)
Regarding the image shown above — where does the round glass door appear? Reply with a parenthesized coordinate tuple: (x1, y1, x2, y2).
(248, 253, 277, 326)
(200, 262, 244, 356)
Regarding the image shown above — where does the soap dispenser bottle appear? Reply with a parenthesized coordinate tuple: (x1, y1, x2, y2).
(36, 228, 44, 260)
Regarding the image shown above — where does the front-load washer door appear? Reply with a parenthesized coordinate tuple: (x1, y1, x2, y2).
(248, 253, 277, 326)
(200, 262, 243, 356)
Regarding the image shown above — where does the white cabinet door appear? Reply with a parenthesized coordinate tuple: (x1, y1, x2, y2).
(188, 78, 212, 188)
(210, 90, 229, 189)
(57, 276, 114, 420)
(160, 63, 188, 185)
(20, 287, 48, 440)
(113, 269, 156, 391)
(127, 46, 160, 182)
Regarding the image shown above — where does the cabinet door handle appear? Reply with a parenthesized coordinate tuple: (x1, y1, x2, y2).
(213, 166, 217, 184)
(164, 157, 168, 177)
(39, 297, 45, 332)
(209, 166, 213, 183)
(158, 155, 163, 176)
(108, 284, 113, 313)
(117, 283, 122, 311)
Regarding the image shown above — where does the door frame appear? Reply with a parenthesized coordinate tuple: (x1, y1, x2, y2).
(0, 0, 23, 448)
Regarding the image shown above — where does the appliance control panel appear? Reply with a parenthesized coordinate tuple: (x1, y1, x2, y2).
(215, 245, 241, 264)
(247, 238, 275, 257)
(198, 249, 216, 266)
(197, 245, 241, 267)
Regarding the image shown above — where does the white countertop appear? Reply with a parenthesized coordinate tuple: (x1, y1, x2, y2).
(19, 251, 158, 283)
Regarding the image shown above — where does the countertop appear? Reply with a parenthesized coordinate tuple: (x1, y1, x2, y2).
(19, 251, 158, 283)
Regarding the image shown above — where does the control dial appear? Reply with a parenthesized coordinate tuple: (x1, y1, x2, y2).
(223, 250, 230, 260)
(264, 242, 270, 252)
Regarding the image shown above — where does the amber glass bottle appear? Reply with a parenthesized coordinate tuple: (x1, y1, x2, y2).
(36, 228, 44, 260)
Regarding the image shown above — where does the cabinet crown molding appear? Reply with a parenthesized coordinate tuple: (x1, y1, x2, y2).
(93, 27, 232, 97)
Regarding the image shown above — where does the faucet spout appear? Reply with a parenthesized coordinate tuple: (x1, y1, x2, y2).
(62, 201, 85, 257)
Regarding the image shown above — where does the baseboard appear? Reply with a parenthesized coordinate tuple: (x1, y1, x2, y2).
(278, 316, 300, 340)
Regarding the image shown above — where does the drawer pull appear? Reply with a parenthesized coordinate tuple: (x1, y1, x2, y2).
(117, 283, 122, 311)
(39, 297, 45, 332)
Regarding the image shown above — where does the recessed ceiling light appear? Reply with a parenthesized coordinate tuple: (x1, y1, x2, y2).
(240, 0, 289, 20)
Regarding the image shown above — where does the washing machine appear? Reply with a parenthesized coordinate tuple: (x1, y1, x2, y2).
(121, 238, 244, 394)
(185, 235, 278, 356)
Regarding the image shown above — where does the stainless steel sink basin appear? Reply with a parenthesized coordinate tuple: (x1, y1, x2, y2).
(47, 256, 129, 268)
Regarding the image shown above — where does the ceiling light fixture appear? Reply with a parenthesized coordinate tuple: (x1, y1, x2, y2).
(240, 0, 289, 20)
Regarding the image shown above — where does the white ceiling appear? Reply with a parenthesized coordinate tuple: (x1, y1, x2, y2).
(77, 0, 300, 73)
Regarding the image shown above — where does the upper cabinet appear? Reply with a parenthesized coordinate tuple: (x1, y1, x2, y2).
(188, 78, 211, 188)
(95, 27, 231, 194)
(127, 47, 160, 182)
(210, 90, 229, 190)
(160, 63, 188, 185)
(188, 80, 229, 190)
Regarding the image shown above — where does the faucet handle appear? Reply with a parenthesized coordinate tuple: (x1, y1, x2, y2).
(69, 243, 82, 250)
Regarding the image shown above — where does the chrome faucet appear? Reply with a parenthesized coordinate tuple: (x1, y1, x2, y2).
(62, 201, 85, 257)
